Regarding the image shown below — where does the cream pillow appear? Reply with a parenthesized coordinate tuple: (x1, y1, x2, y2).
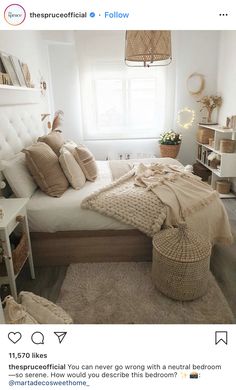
(23, 142, 69, 197)
(38, 131, 64, 156)
(64, 141, 97, 181)
(19, 291, 73, 324)
(2, 153, 37, 198)
(59, 147, 86, 189)
(3, 296, 38, 324)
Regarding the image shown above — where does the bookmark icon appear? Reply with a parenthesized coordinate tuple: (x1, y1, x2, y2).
(54, 332, 67, 344)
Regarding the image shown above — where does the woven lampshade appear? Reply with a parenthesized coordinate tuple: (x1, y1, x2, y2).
(125, 30, 172, 67)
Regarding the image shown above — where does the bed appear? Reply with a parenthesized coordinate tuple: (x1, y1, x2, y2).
(0, 104, 158, 265)
(28, 158, 181, 265)
(0, 104, 233, 266)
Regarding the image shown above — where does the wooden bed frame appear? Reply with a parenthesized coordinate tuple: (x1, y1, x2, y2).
(31, 230, 152, 266)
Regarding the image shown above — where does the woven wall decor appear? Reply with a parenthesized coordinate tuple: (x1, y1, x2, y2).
(187, 73, 205, 96)
(152, 223, 212, 301)
(125, 31, 172, 67)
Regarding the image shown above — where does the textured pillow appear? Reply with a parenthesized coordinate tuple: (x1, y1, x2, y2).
(19, 291, 73, 324)
(3, 295, 38, 324)
(38, 131, 64, 156)
(59, 147, 86, 189)
(23, 142, 69, 197)
(2, 153, 37, 198)
(64, 141, 97, 181)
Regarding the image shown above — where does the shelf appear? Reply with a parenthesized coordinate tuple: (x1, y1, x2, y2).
(196, 159, 222, 177)
(198, 181, 236, 198)
(219, 192, 236, 199)
(197, 124, 236, 195)
(196, 142, 234, 156)
(0, 85, 40, 92)
(199, 124, 236, 133)
(0, 85, 41, 105)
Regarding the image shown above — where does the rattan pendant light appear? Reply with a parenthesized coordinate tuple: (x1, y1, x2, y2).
(125, 30, 172, 67)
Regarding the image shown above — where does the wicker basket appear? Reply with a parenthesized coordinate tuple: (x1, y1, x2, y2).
(216, 180, 231, 194)
(152, 223, 211, 301)
(159, 144, 180, 158)
(197, 127, 214, 144)
(219, 139, 235, 153)
(0, 233, 28, 276)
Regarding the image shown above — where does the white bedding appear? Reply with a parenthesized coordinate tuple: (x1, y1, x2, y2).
(27, 158, 182, 233)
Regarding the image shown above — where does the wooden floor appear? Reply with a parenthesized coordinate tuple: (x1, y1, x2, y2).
(1, 265, 67, 303)
(1, 199, 236, 319)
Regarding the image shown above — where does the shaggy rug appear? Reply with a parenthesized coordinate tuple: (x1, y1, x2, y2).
(57, 262, 234, 324)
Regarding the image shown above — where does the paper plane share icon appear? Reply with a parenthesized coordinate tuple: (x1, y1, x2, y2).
(54, 332, 67, 344)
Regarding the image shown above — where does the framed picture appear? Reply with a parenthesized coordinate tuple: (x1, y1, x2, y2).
(20, 62, 31, 87)
(0, 52, 20, 86)
(10, 56, 26, 86)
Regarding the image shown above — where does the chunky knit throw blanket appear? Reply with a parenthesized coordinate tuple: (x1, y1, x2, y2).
(82, 163, 233, 244)
(82, 168, 166, 237)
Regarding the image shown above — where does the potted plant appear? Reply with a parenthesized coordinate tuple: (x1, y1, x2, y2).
(159, 131, 182, 158)
(198, 95, 222, 124)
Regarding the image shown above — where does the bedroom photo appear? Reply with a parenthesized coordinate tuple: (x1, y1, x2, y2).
(0, 30, 235, 325)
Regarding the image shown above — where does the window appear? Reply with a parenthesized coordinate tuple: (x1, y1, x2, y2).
(80, 61, 167, 140)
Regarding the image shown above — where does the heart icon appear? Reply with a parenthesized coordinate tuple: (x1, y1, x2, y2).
(8, 332, 22, 344)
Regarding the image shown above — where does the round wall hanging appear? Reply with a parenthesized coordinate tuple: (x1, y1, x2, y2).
(187, 73, 205, 95)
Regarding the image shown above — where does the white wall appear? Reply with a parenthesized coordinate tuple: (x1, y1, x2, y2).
(217, 31, 236, 191)
(47, 43, 82, 141)
(47, 31, 220, 163)
(0, 31, 50, 114)
(173, 31, 220, 165)
(217, 31, 236, 123)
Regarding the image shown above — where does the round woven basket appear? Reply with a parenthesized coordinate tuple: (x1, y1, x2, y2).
(152, 223, 211, 301)
(159, 144, 180, 158)
(219, 139, 235, 153)
(216, 180, 231, 194)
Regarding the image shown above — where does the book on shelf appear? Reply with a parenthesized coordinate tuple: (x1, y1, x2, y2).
(197, 144, 202, 160)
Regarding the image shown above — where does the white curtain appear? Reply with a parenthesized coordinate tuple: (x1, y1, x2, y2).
(76, 31, 175, 140)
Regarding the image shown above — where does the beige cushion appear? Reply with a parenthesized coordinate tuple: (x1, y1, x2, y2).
(3, 296, 38, 324)
(59, 147, 86, 189)
(64, 141, 97, 181)
(2, 153, 37, 198)
(38, 131, 64, 156)
(19, 291, 73, 324)
(23, 142, 69, 197)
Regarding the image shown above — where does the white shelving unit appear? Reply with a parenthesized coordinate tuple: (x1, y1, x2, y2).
(196, 124, 236, 198)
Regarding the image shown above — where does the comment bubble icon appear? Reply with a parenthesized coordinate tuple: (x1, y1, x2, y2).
(31, 332, 44, 345)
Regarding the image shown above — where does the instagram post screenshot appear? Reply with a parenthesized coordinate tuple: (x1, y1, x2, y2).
(0, 0, 235, 388)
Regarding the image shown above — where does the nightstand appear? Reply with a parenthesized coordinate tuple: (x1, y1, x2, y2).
(0, 198, 35, 301)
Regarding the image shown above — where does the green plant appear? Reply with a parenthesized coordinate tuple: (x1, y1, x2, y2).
(159, 131, 182, 145)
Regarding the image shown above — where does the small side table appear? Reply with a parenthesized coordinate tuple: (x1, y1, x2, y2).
(0, 198, 35, 301)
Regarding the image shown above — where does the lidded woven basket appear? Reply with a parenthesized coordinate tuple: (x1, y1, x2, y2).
(152, 223, 212, 301)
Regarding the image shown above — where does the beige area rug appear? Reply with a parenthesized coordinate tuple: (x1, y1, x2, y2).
(57, 262, 234, 324)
